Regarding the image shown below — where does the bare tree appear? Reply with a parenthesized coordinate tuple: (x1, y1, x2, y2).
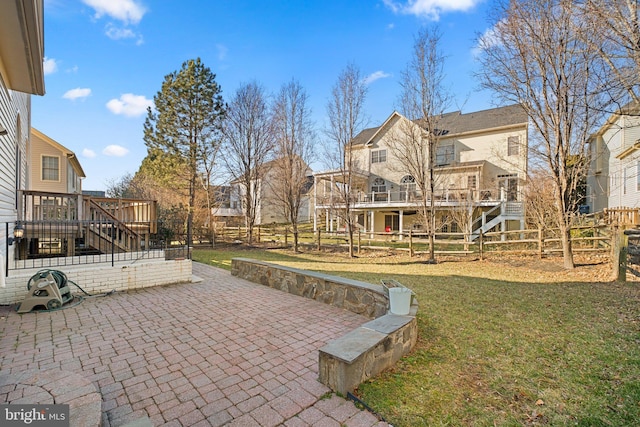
(222, 81, 274, 244)
(583, 0, 640, 104)
(524, 169, 560, 230)
(270, 79, 315, 252)
(387, 27, 452, 263)
(476, 0, 608, 269)
(324, 64, 368, 258)
(198, 139, 221, 247)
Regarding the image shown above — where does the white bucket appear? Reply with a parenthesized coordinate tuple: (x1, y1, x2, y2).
(389, 287, 412, 315)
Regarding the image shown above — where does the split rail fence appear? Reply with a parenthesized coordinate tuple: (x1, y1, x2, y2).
(210, 223, 612, 258)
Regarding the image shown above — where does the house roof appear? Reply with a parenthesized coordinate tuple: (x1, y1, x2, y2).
(590, 100, 640, 139)
(31, 128, 86, 178)
(0, 0, 45, 95)
(421, 104, 527, 135)
(351, 104, 527, 146)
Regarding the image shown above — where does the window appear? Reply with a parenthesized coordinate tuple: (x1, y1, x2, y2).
(508, 136, 519, 156)
(68, 164, 77, 191)
(42, 156, 59, 181)
(371, 149, 387, 163)
(467, 175, 477, 189)
(498, 174, 518, 201)
(371, 177, 386, 193)
(400, 175, 416, 192)
(435, 144, 454, 166)
(384, 214, 399, 232)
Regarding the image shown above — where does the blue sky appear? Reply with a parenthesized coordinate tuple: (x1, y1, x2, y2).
(34, 0, 497, 191)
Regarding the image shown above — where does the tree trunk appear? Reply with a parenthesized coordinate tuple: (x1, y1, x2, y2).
(347, 223, 354, 258)
(560, 224, 575, 269)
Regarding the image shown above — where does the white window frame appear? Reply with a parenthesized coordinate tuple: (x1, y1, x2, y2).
(371, 177, 386, 193)
(435, 144, 454, 166)
(507, 136, 520, 156)
(371, 149, 387, 164)
(467, 175, 477, 189)
(42, 155, 60, 181)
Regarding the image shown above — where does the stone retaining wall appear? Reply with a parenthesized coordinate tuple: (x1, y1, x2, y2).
(231, 257, 388, 318)
(230, 257, 418, 394)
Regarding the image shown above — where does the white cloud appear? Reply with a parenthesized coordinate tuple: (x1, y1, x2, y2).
(105, 23, 135, 39)
(82, 148, 97, 158)
(216, 44, 228, 61)
(103, 145, 129, 157)
(43, 57, 58, 75)
(363, 71, 392, 85)
(384, 0, 480, 20)
(106, 93, 153, 117)
(105, 23, 144, 44)
(82, 0, 146, 25)
(66, 65, 79, 73)
(472, 22, 503, 57)
(63, 87, 92, 100)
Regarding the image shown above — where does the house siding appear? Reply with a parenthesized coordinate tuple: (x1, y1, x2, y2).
(588, 107, 640, 211)
(351, 116, 527, 198)
(30, 131, 70, 193)
(0, 82, 30, 243)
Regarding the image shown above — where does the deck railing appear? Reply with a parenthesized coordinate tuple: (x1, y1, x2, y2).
(18, 190, 157, 240)
(4, 219, 189, 274)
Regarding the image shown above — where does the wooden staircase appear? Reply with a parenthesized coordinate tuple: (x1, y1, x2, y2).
(470, 201, 524, 240)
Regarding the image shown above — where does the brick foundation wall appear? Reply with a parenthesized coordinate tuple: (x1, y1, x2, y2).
(0, 258, 192, 305)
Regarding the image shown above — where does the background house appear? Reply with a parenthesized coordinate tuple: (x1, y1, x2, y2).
(587, 102, 640, 214)
(313, 104, 528, 235)
(218, 159, 314, 226)
(29, 128, 85, 194)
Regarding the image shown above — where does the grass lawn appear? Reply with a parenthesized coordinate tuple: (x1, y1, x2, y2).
(192, 246, 640, 426)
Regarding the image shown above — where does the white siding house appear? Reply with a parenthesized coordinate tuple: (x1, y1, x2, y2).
(313, 105, 529, 235)
(0, 0, 45, 275)
(587, 103, 640, 213)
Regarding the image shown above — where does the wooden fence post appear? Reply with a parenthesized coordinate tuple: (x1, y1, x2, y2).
(612, 226, 627, 282)
(409, 229, 414, 258)
(357, 230, 361, 255)
(479, 229, 484, 260)
(284, 227, 289, 247)
(317, 229, 321, 251)
(538, 228, 544, 259)
(257, 226, 261, 243)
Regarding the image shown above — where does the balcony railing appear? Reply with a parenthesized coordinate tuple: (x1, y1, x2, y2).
(316, 187, 512, 207)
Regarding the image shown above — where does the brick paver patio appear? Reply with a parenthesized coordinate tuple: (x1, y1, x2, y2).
(0, 263, 389, 426)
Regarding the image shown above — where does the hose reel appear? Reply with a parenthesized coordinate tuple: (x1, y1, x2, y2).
(17, 270, 74, 313)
